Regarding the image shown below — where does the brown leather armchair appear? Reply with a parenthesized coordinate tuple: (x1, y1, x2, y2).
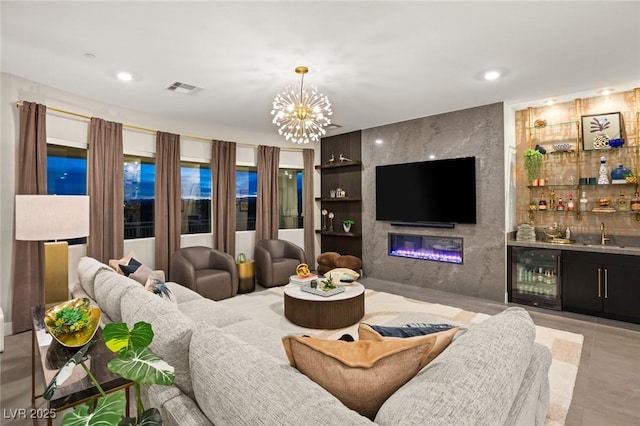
(254, 239, 306, 288)
(169, 246, 238, 301)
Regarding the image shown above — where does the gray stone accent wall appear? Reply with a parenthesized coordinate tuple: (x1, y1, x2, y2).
(362, 102, 506, 301)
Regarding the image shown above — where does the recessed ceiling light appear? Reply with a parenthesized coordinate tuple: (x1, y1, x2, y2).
(600, 89, 613, 95)
(483, 70, 501, 81)
(545, 100, 555, 106)
(117, 71, 133, 81)
(375, 139, 383, 145)
(428, 154, 436, 160)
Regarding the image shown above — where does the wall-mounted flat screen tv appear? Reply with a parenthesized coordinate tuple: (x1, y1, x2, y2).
(375, 156, 477, 224)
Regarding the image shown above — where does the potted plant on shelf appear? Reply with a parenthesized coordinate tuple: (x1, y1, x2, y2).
(342, 219, 355, 233)
(524, 148, 544, 184)
(44, 321, 174, 425)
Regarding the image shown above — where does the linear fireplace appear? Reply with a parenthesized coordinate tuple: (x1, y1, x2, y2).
(388, 233, 463, 264)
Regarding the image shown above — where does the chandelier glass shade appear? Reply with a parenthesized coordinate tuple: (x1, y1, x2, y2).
(271, 66, 332, 144)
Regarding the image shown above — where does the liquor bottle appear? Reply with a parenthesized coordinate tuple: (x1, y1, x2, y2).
(579, 191, 588, 211)
(556, 197, 565, 211)
(549, 190, 556, 210)
(617, 191, 628, 211)
(567, 193, 575, 212)
(630, 192, 640, 212)
(538, 192, 548, 210)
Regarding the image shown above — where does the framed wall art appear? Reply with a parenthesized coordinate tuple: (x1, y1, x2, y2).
(581, 112, 622, 150)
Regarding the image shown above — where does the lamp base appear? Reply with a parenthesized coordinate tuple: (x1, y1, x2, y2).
(44, 241, 69, 305)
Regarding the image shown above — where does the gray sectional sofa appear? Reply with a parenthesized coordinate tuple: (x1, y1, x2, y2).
(71, 256, 552, 425)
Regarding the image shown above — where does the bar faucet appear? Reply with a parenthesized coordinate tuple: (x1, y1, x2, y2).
(600, 222, 610, 245)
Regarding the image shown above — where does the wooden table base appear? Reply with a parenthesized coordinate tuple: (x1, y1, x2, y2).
(284, 292, 364, 329)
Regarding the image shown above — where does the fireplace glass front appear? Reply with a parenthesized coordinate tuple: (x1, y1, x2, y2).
(388, 233, 463, 264)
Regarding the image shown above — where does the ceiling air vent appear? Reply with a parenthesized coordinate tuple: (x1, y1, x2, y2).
(166, 82, 202, 95)
(325, 123, 342, 130)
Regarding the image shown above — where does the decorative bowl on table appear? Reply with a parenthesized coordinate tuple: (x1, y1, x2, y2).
(596, 198, 611, 207)
(44, 298, 101, 348)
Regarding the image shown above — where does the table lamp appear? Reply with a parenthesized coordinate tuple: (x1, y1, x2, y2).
(15, 195, 90, 305)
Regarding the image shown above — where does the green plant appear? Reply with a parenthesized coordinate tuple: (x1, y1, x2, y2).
(321, 276, 336, 290)
(342, 219, 355, 226)
(524, 149, 544, 182)
(44, 321, 175, 426)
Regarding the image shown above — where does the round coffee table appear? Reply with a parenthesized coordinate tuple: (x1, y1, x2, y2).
(283, 282, 365, 329)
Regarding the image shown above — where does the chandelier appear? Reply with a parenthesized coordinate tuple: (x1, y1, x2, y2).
(271, 66, 332, 144)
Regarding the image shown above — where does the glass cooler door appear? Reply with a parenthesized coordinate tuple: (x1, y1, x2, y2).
(510, 247, 561, 310)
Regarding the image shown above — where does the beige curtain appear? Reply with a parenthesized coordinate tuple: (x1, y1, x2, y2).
(87, 118, 124, 263)
(211, 140, 237, 254)
(303, 148, 315, 264)
(12, 101, 47, 333)
(154, 132, 181, 275)
(255, 145, 280, 241)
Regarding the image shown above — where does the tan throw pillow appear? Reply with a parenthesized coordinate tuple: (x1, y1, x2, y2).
(108, 251, 137, 275)
(324, 267, 360, 283)
(130, 265, 165, 285)
(358, 324, 459, 365)
(281, 334, 437, 420)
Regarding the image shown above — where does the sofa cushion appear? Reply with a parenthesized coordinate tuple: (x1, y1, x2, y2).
(121, 289, 195, 398)
(281, 334, 438, 420)
(77, 256, 112, 301)
(165, 282, 202, 304)
(316, 251, 340, 266)
(178, 298, 248, 328)
(93, 269, 144, 323)
(375, 307, 537, 426)
(219, 319, 291, 363)
(190, 325, 374, 425)
(130, 264, 165, 285)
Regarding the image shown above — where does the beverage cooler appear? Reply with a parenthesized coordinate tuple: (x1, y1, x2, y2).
(508, 247, 561, 310)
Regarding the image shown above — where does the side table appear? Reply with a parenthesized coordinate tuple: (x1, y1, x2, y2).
(237, 260, 255, 293)
(31, 306, 132, 425)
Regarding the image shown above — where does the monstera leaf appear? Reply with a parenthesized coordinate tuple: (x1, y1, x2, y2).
(59, 391, 126, 426)
(118, 408, 162, 426)
(108, 347, 175, 386)
(44, 341, 95, 400)
(103, 322, 153, 355)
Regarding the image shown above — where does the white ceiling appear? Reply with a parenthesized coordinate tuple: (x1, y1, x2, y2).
(2, 1, 639, 139)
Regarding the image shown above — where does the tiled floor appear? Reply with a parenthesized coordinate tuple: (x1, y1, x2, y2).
(1, 277, 639, 425)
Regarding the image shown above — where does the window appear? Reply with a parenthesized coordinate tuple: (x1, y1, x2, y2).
(279, 168, 303, 229)
(124, 155, 155, 239)
(181, 161, 211, 234)
(47, 144, 88, 244)
(236, 166, 257, 231)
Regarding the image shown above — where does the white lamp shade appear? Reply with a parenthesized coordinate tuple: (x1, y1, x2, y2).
(15, 195, 90, 241)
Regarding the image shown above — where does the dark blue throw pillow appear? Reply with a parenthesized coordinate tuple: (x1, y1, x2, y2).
(119, 258, 142, 276)
(365, 323, 456, 338)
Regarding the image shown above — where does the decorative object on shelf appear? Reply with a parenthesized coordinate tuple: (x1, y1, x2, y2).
(44, 298, 101, 348)
(609, 138, 625, 148)
(631, 192, 640, 212)
(236, 253, 246, 263)
(581, 112, 622, 150)
(534, 119, 547, 128)
(524, 148, 544, 183)
(339, 153, 352, 162)
(567, 193, 575, 212)
(321, 209, 328, 230)
(342, 219, 355, 233)
(515, 223, 536, 242)
(597, 156, 610, 184)
(617, 191, 628, 211)
(270, 66, 332, 144)
(336, 187, 346, 198)
(592, 197, 615, 212)
(611, 164, 631, 183)
(326, 154, 335, 164)
(330, 189, 336, 198)
(528, 202, 538, 211)
(579, 191, 589, 211)
(552, 142, 575, 152)
(534, 144, 546, 154)
(625, 172, 638, 184)
(538, 192, 547, 210)
(328, 212, 334, 231)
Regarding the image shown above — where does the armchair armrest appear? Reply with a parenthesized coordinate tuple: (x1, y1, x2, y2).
(169, 253, 197, 291)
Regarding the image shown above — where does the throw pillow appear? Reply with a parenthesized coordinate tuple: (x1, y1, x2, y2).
(360, 322, 455, 338)
(281, 334, 437, 420)
(145, 276, 177, 304)
(108, 251, 137, 275)
(129, 264, 165, 285)
(334, 254, 362, 271)
(316, 251, 341, 266)
(358, 324, 459, 366)
(324, 267, 360, 283)
(118, 258, 142, 276)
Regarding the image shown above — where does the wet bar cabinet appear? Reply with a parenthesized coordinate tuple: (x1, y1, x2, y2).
(508, 247, 561, 310)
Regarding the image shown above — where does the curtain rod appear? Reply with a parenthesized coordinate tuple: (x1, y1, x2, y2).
(15, 100, 307, 152)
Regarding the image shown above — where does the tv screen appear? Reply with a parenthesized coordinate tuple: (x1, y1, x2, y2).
(375, 156, 477, 224)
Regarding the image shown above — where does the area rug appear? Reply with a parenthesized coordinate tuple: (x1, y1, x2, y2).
(219, 287, 583, 426)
